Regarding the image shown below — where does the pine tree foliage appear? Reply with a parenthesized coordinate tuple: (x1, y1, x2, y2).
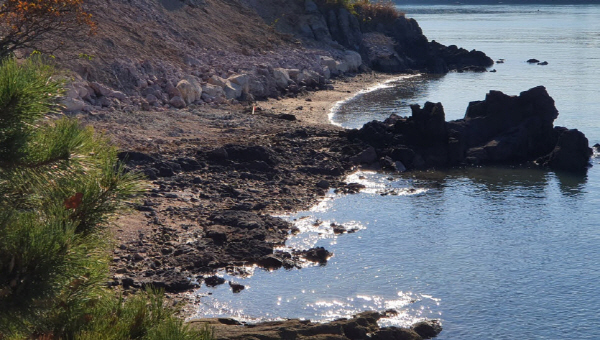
(0, 58, 210, 339)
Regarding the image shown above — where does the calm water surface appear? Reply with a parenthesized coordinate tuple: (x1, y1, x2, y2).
(194, 5, 600, 339)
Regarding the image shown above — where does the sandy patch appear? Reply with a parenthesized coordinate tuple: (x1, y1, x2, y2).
(263, 72, 406, 126)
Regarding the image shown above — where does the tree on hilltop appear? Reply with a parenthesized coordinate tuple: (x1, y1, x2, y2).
(0, 0, 96, 58)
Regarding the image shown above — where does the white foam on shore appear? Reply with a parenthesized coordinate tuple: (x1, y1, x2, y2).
(328, 74, 419, 127)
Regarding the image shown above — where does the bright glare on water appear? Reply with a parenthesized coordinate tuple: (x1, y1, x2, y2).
(194, 5, 600, 339)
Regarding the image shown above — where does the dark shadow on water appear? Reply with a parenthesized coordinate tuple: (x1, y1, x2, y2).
(553, 169, 588, 196)
(404, 165, 588, 197)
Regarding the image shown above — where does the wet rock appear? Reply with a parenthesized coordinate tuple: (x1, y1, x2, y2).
(143, 273, 199, 293)
(527, 58, 540, 63)
(316, 179, 330, 189)
(371, 327, 423, 340)
(331, 223, 346, 234)
(301, 247, 331, 263)
(229, 281, 245, 293)
(350, 146, 377, 164)
(256, 255, 284, 269)
(189, 311, 430, 340)
(336, 182, 365, 194)
(204, 275, 226, 287)
(217, 318, 242, 326)
(412, 320, 443, 339)
(536, 128, 592, 171)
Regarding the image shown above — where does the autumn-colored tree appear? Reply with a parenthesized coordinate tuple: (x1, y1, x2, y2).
(0, 0, 96, 58)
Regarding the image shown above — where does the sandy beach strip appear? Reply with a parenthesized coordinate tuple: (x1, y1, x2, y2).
(263, 72, 410, 126)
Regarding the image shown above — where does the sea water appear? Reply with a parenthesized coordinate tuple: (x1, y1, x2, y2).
(194, 5, 600, 339)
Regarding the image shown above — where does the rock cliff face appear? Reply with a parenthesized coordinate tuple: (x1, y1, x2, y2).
(293, 0, 493, 73)
(348, 86, 592, 172)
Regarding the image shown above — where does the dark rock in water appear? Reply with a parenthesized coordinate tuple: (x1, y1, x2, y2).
(527, 58, 540, 63)
(301, 247, 332, 263)
(256, 254, 284, 269)
(412, 319, 443, 339)
(204, 275, 226, 287)
(229, 281, 245, 293)
(349, 86, 591, 172)
(535, 128, 592, 172)
(538, 61, 549, 65)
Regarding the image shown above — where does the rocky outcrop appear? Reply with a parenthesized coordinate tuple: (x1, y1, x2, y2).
(300, 0, 493, 74)
(348, 86, 591, 172)
(189, 311, 440, 340)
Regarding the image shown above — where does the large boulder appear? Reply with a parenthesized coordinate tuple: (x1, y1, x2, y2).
(228, 74, 249, 94)
(344, 51, 362, 72)
(319, 55, 338, 74)
(176, 78, 202, 104)
(224, 82, 242, 100)
(201, 84, 225, 102)
(272, 68, 291, 89)
(208, 75, 228, 88)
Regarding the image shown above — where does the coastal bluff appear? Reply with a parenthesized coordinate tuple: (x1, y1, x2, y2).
(348, 86, 592, 172)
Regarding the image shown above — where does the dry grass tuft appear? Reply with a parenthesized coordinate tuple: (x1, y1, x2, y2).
(353, 0, 404, 24)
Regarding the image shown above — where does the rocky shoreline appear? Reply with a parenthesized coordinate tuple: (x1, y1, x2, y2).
(189, 311, 442, 340)
(83, 72, 446, 339)
(94, 73, 392, 295)
(83, 66, 594, 339)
